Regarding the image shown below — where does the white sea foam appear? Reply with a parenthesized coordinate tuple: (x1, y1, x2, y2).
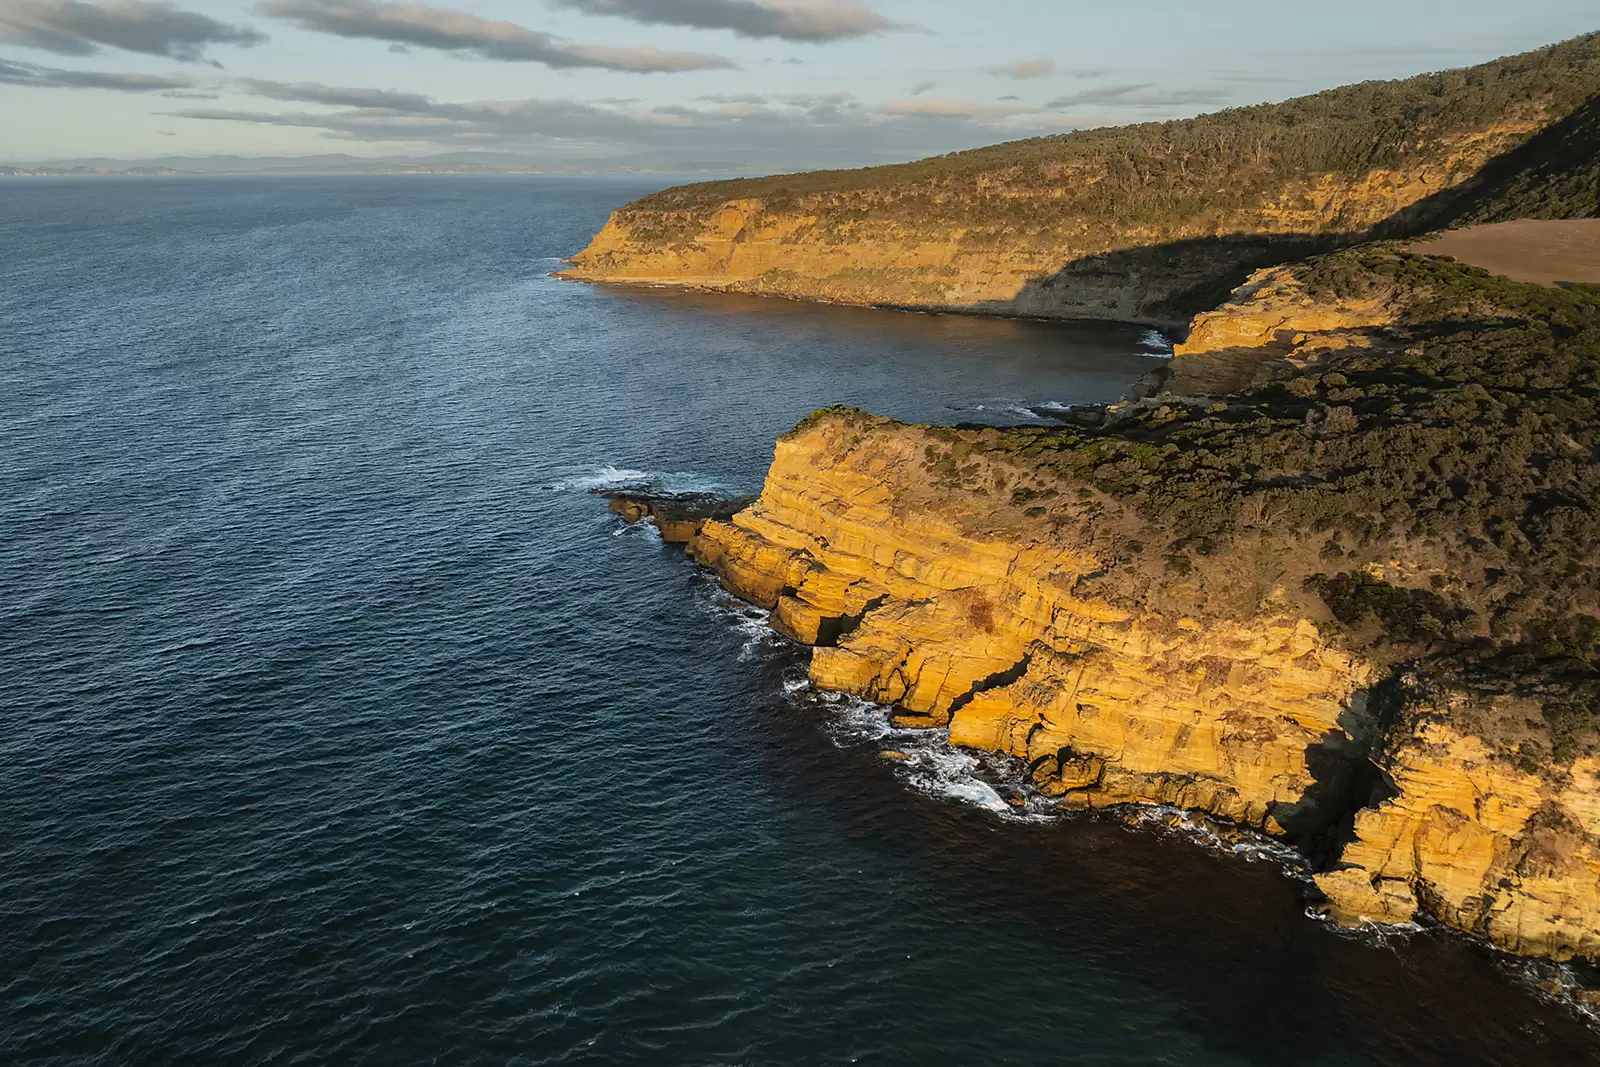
(822, 692, 894, 744)
(1138, 327, 1175, 355)
(693, 583, 784, 662)
(547, 465, 651, 492)
(1315, 913, 1425, 952)
(937, 779, 1010, 812)
(1125, 803, 1310, 878)
(611, 520, 660, 541)
(798, 686, 1050, 819)
(548, 464, 743, 496)
(950, 398, 1055, 424)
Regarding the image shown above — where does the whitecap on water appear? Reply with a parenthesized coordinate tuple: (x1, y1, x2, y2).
(545, 465, 651, 492)
(611, 520, 660, 540)
(801, 687, 1049, 820)
(815, 691, 894, 745)
(545, 464, 741, 495)
(946, 398, 1057, 424)
(1138, 327, 1175, 356)
(1124, 803, 1310, 879)
(692, 581, 784, 662)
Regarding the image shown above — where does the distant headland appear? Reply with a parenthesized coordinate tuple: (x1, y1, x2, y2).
(583, 31, 1600, 986)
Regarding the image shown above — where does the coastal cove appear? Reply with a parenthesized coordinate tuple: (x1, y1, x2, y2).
(564, 28, 1600, 1011)
(7, 176, 1600, 1064)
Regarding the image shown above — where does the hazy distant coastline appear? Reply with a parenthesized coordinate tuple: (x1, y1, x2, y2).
(0, 153, 768, 178)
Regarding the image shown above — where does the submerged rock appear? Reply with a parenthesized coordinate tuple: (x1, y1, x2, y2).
(596, 488, 754, 544)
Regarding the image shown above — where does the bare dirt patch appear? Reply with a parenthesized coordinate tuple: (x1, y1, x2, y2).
(1412, 219, 1600, 287)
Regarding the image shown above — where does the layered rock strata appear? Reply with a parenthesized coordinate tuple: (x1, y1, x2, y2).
(562, 32, 1600, 322)
(671, 412, 1600, 962)
(1317, 688, 1600, 961)
(558, 100, 1574, 323)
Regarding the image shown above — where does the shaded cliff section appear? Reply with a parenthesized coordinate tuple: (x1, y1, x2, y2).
(632, 248, 1600, 962)
(560, 33, 1600, 327)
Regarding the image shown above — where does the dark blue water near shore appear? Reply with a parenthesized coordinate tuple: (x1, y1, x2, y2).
(2, 176, 1597, 1066)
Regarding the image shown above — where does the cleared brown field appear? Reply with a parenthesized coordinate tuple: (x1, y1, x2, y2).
(1414, 219, 1600, 287)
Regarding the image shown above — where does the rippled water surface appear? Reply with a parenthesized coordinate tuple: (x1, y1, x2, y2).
(3, 176, 1597, 1066)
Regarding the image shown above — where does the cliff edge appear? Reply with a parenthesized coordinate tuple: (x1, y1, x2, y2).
(649, 248, 1600, 962)
(561, 34, 1600, 325)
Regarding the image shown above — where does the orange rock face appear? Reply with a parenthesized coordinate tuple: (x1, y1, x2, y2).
(680, 411, 1600, 962)
(1173, 265, 1395, 361)
(557, 115, 1548, 324)
(688, 413, 1374, 828)
(1317, 706, 1600, 962)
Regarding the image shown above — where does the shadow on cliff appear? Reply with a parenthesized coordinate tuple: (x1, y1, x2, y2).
(1266, 675, 1408, 867)
(994, 233, 1341, 333)
(978, 93, 1600, 333)
(726, 639, 1600, 1067)
(1376, 94, 1600, 233)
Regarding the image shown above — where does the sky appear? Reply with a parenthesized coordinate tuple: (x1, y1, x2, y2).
(0, 0, 1596, 167)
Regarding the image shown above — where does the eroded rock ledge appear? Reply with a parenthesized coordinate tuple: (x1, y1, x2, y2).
(666, 410, 1600, 964)
(559, 35, 1600, 324)
(593, 226, 1600, 968)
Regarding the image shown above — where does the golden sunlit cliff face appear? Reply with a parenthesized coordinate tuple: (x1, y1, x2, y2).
(559, 125, 1528, 326)
(580, 33, 1600, 968)
(1159, 262, 1401, 395)
(686, 414, 1379, 837)
(558, 34, 1600, 324)
(667, 410, 1600, 963)
(1318, 692, 1600, 961)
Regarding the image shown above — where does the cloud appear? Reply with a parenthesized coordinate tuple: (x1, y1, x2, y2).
(0, 55, 193, 89)
(239, 77, 433, 110)
(908, 79, 936, 96)
(989, 58, 1053, 80)
(1045, 84, 1231, 109)
(0, 0, 265, 61)
(547, 0, 901, 42)
(166, 81, 1069, 165)
(874, 96, 1034, 121)
(257, 0, 736, 72)
(696, 92, 769, 104)
(1216, 71, 1294, 84)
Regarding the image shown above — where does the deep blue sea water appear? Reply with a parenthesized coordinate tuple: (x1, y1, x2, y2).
(3, 176, 1598, 1066)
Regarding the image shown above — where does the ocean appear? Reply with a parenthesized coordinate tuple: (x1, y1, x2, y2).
(3, 175, 1596, 1065)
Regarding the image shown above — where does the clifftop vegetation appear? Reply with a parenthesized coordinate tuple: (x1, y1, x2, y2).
(803, 246, 1600, 761)
(625, 33, 1600, 243)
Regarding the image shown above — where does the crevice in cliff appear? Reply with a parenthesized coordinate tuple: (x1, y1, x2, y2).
(1272, 674, 1408, 868)
(945, 651, 1034, 718)
(814, 594, 887, 648)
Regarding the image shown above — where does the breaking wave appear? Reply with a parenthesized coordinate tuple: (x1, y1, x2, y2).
(546, 464, 743, 496)
(1139, 327, 1175, 355)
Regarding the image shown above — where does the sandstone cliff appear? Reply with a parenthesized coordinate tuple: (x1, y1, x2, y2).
(578, 36, 1600, 963)
(687, 414, 1379, 842)
(1317, 688, 1600, 961)
(669, 407, 1600, 963)
(615, 242, 1600, 962)
(561, 35, 1600, 324)
(1161, 262, 1400, 394)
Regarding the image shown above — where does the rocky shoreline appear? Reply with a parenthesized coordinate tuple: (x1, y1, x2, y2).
(575, 27, 1600, 1006)
(599, 466, 1600, 1011)
(593, 238, 1600, 997)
